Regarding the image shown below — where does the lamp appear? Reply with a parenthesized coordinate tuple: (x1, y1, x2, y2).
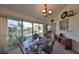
(42, 4, 52, 17)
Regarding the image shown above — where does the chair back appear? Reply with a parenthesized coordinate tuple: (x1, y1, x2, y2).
(42, 39, 56, 54)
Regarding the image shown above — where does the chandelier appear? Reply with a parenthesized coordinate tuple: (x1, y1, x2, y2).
(42, 4, 52, 17)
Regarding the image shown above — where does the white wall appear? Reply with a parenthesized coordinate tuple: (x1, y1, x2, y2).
(54, 5, 79, 53)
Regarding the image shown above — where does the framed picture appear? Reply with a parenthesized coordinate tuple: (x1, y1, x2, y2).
(60, 18, 69, 31)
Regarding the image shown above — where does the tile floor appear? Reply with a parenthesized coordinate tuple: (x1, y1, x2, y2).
(8, 41, 76, 54)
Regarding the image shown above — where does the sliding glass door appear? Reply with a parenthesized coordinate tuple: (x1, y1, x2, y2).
(8, 19, 43, 50)
(23, 22, 32, 40)
(8, 19, 23, 49)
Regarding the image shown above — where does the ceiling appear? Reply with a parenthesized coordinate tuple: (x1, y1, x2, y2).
(0, 4, 67, 21)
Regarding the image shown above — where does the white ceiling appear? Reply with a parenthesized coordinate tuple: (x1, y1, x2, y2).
(0, 4, 66, 21)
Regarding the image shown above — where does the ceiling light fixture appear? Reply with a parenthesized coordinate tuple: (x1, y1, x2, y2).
(42, 4, 52, 17)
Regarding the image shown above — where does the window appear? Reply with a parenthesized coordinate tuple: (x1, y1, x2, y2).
(60, 19, 69, 31)
(8, 19, 23, 49)
(33, 23, 43, 37)
(47, 25, 52, 32)
(38, 24, 43, 36)
(8, 19, 43, 50)
(23, 22, 32, 39)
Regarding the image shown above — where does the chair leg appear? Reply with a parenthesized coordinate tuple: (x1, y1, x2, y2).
(51, 48, 54, 54)
(38, 48, 41, 54)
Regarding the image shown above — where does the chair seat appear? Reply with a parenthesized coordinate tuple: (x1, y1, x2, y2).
(42, 45, 52, 54)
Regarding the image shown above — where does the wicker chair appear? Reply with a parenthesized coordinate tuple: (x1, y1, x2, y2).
(42, 38, 56, 54)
